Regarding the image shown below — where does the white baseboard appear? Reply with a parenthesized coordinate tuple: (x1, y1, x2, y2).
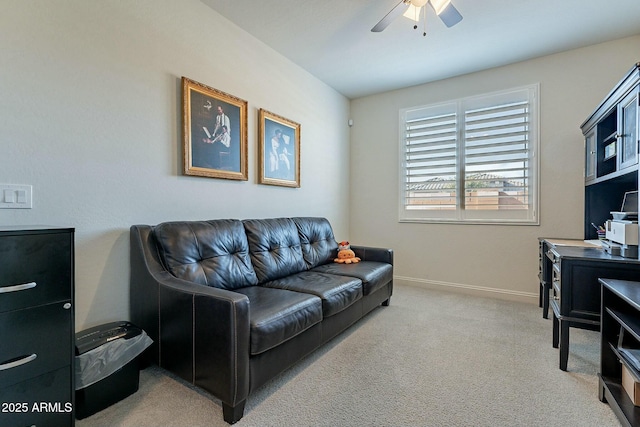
(394, 275, 538, 304)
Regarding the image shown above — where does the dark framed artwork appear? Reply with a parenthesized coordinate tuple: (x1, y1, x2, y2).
(258, 109, 300, 187)
(182, 77, 248, 180)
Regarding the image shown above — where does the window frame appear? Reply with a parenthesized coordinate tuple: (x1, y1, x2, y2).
(398, 84, 540, 225)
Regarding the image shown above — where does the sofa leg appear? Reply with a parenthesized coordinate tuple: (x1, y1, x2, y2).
(382, 298, 390, 306)
(222, 400, 246, 424)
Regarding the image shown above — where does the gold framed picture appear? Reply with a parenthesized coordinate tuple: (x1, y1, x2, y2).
(182, 77, 248, 180)
(258, 109, 300, 187)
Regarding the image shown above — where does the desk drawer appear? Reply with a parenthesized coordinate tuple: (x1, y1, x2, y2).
(552, 264, 561, 293)
(0, 232, 72, 313)
(0, 365, 73, 427)
(0, 302, 72, 387)
(552, 282, 561, 307)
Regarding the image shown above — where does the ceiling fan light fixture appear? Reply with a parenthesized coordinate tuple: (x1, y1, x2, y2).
(410, 0, 429, 7)
(429, 0, 451, 15)
(402, 4, 421, 22)
(371, 0, 462, 33)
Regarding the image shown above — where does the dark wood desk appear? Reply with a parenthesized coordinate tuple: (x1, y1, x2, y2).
(538, 238, 600, 319)
(548, 245, 640, 371)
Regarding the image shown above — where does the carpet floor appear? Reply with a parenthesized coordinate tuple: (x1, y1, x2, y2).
(76, 284, 621, 427)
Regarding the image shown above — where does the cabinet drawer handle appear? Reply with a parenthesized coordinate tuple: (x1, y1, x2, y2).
(0, 282, 36, 294)
(0, 353, 37, 371)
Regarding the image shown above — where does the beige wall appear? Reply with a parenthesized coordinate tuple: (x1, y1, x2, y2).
(0, 0, 351, 329)
(349, 36, 640, 302)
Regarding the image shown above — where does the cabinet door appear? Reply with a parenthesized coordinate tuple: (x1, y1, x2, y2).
(619, 90, 638, 170)
(585, 128, 596, 182)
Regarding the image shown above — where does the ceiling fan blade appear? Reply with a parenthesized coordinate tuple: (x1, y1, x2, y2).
(435, 2, 463, 28)
(371, 0, 410, 32)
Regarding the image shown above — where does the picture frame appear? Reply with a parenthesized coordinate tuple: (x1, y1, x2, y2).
(182, 77, 248, 180)
(258, 109, 300, 187)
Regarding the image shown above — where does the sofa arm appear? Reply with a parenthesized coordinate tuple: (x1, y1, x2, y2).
(351, 245, 394, 265)
(130, 225, 250, 410)
(157, 274, 250, 410)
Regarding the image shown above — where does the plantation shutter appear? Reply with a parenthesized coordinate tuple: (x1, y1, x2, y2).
(463, 99, 531, 211)
(403, 105, 458, 210)
(399, 85, 538, 224)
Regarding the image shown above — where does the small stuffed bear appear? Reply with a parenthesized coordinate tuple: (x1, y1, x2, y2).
(334, 241, 361, 264)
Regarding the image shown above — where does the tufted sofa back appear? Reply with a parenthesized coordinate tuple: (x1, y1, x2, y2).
(242, 218, 307, 283)
(152, 217, 339, 288)
(293, 217, 339, 269)
(153, 219, 259, 290)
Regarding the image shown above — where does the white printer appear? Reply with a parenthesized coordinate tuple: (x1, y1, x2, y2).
(604, 191, 638, 258)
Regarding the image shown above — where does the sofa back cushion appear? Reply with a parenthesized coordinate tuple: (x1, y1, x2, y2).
(153, 220, 258, 290)
(243, 218, 307, 283)
(293, 217, 338, 269)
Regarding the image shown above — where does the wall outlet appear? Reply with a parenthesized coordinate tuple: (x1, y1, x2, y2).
(0, 184, 32, 209)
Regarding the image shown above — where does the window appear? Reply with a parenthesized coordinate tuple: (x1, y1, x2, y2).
(399, 85, 539, 224)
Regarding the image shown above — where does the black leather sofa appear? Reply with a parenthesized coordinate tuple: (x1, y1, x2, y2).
(129, 217, 393, 424)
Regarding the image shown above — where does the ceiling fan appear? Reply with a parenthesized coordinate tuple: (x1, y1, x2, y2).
(371, 0, 463, 33)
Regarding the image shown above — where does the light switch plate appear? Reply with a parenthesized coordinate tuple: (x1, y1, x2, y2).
(0, 184, 32, 209)
(3, 189, 14, 203)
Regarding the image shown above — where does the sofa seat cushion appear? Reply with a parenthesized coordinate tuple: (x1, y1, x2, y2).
(234, 286, 322, 355)
(311, 261, 393, 296)
(263, 271, 363, 317)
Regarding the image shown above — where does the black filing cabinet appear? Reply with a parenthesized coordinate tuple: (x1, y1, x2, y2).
(0, 226, 75, 427)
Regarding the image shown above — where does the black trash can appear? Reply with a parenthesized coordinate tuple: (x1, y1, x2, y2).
(74, 321, 153, 420)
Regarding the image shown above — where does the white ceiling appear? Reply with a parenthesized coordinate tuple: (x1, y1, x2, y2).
(202, 0, 640, 99)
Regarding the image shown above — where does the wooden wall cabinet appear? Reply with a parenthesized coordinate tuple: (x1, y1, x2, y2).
(582, 63, 640, 240)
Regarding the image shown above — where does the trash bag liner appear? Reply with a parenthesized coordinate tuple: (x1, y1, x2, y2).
(75, 330, 152, 390)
